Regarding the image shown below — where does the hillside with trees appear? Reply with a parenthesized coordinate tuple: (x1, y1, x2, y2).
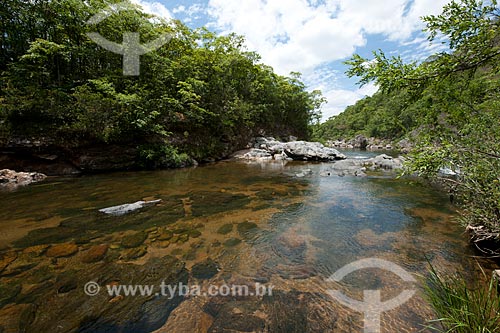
(0, 0, 323, 171)
(316, 0, 500, 253)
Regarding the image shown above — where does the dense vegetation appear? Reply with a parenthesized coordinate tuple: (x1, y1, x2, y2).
(316, 0, 500, 253)
(0, 0, 323, 166)
(313, 88, 418, 140)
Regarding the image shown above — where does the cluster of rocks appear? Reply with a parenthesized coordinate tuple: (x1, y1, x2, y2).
(327, 135, 414, 153)
(232, 137, 346, 162)
(0, 169, 46, 189)
(325, 154, 405, 177)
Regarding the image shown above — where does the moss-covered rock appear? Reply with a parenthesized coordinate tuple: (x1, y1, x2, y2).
(189, 192, 251, 217)
(191, 259, 218, 280)
(120, 245, 147, 261)
(121, 232, 147, 249)
(157, 230, 173, 241)
(237, 221, 258, 235)
(223, 238, 242, 247)
(177, 234, 189, 244)
(217, 224, 233, 235)
(188, 229, 202, 238)
(81, 244, 108, 263)
(46, 243, 79, 258)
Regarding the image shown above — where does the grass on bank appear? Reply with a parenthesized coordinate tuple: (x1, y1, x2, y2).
(423, 265, 500, 333)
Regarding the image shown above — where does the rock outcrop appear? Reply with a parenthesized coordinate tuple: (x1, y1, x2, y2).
(327, 137, 407, 151)
(283, 141, 346, 161)
(233, 137, 346, 162)
(0, 169, 46, 189)
(326, 154, 404, 177)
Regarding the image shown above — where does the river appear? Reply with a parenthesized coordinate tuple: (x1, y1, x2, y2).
(0, 151, 485, 332)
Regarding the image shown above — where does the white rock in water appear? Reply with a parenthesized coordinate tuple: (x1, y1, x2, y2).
(99, 199, 162, 216)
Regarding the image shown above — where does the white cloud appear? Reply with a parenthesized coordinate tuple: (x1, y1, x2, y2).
(206, 0, 449, 120)
(321, 83, 379, 121)
(130, 0, 173, 20)
(207, 0, 449, 75)
(207, 0, 365, 74)
(172, 5, 185, 14)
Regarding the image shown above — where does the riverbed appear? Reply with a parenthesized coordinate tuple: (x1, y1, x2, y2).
(0, 152, 485, 332)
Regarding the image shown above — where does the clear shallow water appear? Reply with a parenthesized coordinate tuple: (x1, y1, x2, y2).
(0, 155, 483, 332)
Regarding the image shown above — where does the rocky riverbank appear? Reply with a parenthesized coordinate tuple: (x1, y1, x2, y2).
(232, 137, 346, 162)
(325, 154, 404, 177)
(231, 137, 404, 176)
(326, 134, 414, 153)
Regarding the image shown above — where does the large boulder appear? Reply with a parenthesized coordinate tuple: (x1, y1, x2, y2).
(283, 141, 346, 161)
(368, 154, 404, 170)
(350, 134, 368, 149)
(236, 138, 346, 162)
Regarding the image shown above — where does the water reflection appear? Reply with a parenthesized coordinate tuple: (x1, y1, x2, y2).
(0, 158, 481, 332)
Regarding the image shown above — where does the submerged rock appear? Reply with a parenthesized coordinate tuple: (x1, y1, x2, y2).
(0, 303, 34, 333)
(216, 224, 233, 235)
(0, 169, 46, 189)
(157, 230, 174, 241)
(22, 245, 49, 257)
(81, 244, 108, 263)
(120, 245, 148, 261)
(223, 238, 242, 247)
(237, 221, 258, 235)
(99, 199, 162, 216)
(153, 299, 214, 333)
(191, 259, 219, 280)
(0, 251, 18, 273)
(200, 289, 341, 333)
(46, 243, 79, 258)
(24, 256, 188, 333)
(1, 253, 39, 277)
(121, 232, 147, 249)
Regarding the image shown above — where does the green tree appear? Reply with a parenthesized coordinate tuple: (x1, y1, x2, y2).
(343, 0, 500, 249)
(1, 0, 322, 165)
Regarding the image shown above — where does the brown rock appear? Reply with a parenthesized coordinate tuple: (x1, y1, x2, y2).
(109, 295, 124, 304)
(0, 251, 17, 272)
(278, 233, 306, 249)
(23, 245, 49, 257)
(81, 244, 108, 263)
(157, 231, 173, 241)
(0, 303, 35, 333)
(120, 246, 147, 261)
(158, 241, 171, 248)
(121, 232, 147, 249)
(0, 169, 47, 188)
(46, 243, 78, 258)
(153, 299, 213, 333)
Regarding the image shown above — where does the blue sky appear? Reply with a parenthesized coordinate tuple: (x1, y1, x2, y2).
(131, 0, 450, 121)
